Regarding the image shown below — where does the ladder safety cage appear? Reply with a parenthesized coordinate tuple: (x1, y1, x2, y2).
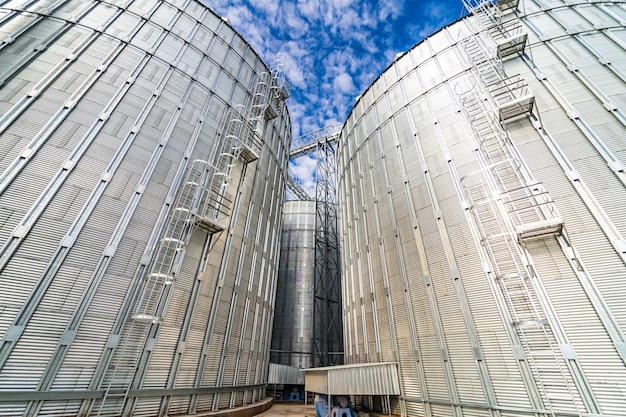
(462, 0, 532, 121)
(95, 54, 289, 417)
(462, 0, 520, 30)
(453, 0, 594, 412)
(490, 75, 534, 122)
(462, 0, 503, 29)
(458, 85, 561, 240)
(461, 177, 582, 413)
(490, 20, 528, 59)
(496, 0, 520, 12)
(462, 36, 534, 123)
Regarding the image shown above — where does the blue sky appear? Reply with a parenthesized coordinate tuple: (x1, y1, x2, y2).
(202, 0, 463, 196)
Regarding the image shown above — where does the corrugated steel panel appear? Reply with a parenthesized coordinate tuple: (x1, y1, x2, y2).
(167, 395, 191, 416)
(511, 128, 626, 327)
(336, 2, 626, 415)
(0, 2, 289, 415)
(38, 399, 81, 416)
(268, 363, 305, 384)
(132, 397, 160, 417)
(305, 362, 400, 395)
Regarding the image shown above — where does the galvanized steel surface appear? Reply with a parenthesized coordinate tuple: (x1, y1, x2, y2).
(268, 363, 306, 385)
(0, 1, 290, 416)
(271, 200, 316, 369)
(337, 0, 626, 415)
(304, 362, 400, 396)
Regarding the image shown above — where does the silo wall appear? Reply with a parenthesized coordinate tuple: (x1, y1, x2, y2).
(271, 200, 316, 370)
(0, 1, 290, 415)
(337, 1, 626, 415)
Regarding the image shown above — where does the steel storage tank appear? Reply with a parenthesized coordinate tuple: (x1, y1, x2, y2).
(0, 1, 290, 416)
(337, 0, 626, 415)
(270, 200, 316, 369)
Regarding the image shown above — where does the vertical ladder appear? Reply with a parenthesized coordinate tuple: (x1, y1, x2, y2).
(462, 0, 502, 30)
(96, 56, 288, 417)
(462, 35, 534, 122)
(464, 182, 578, 412)
(208, 56, 289, 409)
(459, 67, 562, 242)
(463, 0, 527, 60)
(457, 0, 589, 413)
(96, 160, 214, 417)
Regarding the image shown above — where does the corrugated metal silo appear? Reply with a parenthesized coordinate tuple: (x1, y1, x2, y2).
(271, 200, 316, 370)
(338, 0, 626, 415)
(0, 1, 290, 416)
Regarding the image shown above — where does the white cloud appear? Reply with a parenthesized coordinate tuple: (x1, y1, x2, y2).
(424, 1, 449, 20)
(202, 0, 457, 139)
(289, 154, 318, 196)
(333, 72, 355, 94)
(213, 5, 249, 27)
(281, 2, 310, 36)
(250, 0, 279, 17)
(297, 0, 321, 20)
(287, 100, 307, 138)
(377, 0, 405, 20)
(279, 41, 312, 89)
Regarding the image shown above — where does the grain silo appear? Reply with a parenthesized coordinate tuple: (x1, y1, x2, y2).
(337, 0, 626, 414)
(0, 1, 290, 415)
(271, 200, 316, 370)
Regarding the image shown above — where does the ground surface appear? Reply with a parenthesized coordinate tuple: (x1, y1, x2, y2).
(254, 402, 309, 417)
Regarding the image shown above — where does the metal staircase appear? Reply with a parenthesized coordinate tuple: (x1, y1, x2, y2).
(94, 56, 288, 417)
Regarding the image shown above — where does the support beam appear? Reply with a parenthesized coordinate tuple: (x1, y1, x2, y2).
(312, 134, 343, 367)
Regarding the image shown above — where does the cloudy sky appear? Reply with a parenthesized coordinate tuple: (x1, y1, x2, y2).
(203, 0, 464, 196)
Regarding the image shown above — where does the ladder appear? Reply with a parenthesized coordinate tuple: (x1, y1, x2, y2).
(462, 35, 534, 122)
(463, 0, 528, 60)
(457, 1, 585, 413)
(95, 55, 288, 417)
(464, 182, 578, 412)
(462, 0, 502, 30)
(459, 78, 562, 242)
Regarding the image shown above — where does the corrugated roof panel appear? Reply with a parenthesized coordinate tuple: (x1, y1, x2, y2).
(305, 362, 400, 396)
(268, 363, 305, 384)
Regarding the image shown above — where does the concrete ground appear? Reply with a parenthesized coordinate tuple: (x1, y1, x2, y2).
(253, 402, 310, 417)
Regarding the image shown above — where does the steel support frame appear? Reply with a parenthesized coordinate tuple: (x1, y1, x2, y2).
(312, 136, 343, 367)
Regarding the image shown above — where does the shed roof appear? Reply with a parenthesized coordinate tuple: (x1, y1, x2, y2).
(268, 363, 305, 385)
(304, 362, 400, 395)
